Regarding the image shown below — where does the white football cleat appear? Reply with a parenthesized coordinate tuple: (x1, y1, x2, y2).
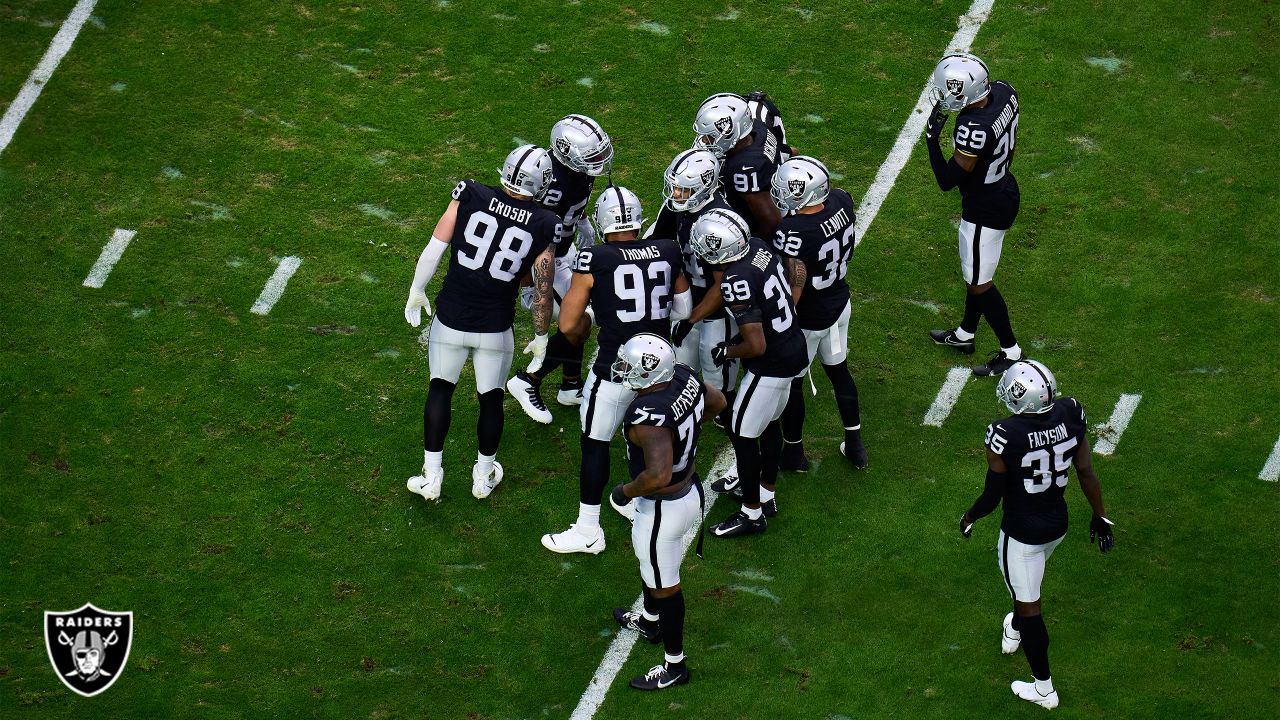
(541, 524, 606, 554)
(471, 461, 504, 500)
(556, 384, 584, 407)
(507, 373, 553, 424)
(1002, 612, 1022, 654)
(609, 491, 637, 522)
(1011, 679, 1059, 710)
(407, 468, 443, 502)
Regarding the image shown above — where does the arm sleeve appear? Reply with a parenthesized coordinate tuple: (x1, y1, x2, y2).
(966, 468, 1005, 522)
(670, 288, 692, 322)
(410, 237, 449, 293)
(927, 137, 965, 191)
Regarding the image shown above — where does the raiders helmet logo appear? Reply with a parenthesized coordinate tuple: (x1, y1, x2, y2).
(788, 179, 806, 197)
(703, 233, 724, 251)
(45, 603, 133, 697)
(1009, 380, 1028, 401)
(945, 78, 964, 97)
(555, 136, 573, 157)
(700, 169, 715, 186)
(640, 353, 661, 372)
(713, 116, 733, 134)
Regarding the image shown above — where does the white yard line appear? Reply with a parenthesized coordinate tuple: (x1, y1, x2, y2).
(572, 1, 1001, 716)
(81, 228, 136, 288)
(1092, 393, 1141, 456)
(922, 366, 972, 427)
(1258, 434, 1280, 482)
(249, 257, 303, 315)
(567, 450, 734, 720)
(852, 0, 996, 243)
(0, 0, 99, 156)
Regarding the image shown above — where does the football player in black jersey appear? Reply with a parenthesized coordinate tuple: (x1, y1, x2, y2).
(403, 145, 560, 502)
(540, 187, 691, 554)
(606, 334, 727, 691)
(512, 115, 614, 413)
(770, 156, 868, 470)
(646, 149, 740, 410)
(924, 53, 1026, 377)
(960, 360, 1115, 710)
(692, 92, 789, 241)
(690, 209, 808, 538)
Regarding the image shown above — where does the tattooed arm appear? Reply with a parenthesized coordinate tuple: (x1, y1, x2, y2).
(531, 244, 555, 335)
(785, 257, 808, 304)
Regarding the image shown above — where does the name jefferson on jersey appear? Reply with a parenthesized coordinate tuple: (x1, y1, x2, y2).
(720, 238, 808, 378)
(985, 397, 1088, 545)
(625, 364, 706, 483)
(773, 187, 857, 330)
(574, 237, 684, 379)
(435, 180, 559, 333)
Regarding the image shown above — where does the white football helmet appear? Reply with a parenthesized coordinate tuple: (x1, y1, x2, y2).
(692, 93, 753, 159)
(690, 208, 751, 265)
(929, 53, 991, 112)
(663, 149, 721, 213)
(593, 185, 644, 237)
(499, 144, 554, 200)
(770, 156, 831, 213)
(613, 333, 677, 391)
(550, 114, 613, 177)
(996, 359, 1057, 415)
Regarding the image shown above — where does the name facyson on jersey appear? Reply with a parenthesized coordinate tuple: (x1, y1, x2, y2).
(44, 603, 134, 697)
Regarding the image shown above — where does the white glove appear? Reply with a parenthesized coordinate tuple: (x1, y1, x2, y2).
(405, 288, 431, 327)
(524, 332, 549, 373)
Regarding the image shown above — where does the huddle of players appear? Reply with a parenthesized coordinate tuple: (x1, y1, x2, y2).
(401, 55, 1116, 707)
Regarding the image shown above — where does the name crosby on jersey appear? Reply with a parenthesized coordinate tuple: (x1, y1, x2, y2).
(488, 196, 533, 225)
(1027, 422, 1070, 449)
(618, 245, 662, 262)
(819, 207, 853, 238)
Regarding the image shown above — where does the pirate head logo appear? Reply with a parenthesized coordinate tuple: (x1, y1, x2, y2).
(788, 178, 806, 197)
(702, 232, 724, 253)
(640, 353, 661, 373)
(945, 78, 965, 98)
(699, 169, 715, 186)
(555, 136, 573, 158)
(45, 603, 133, 697)
(1009, 380, 1029, 401)
(713, 115, 733, 135)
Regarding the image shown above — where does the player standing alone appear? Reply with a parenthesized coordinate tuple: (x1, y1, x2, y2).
(608, 334, 726, 691)
(403, 146, 560, 501)
(924, 53, 1026, 377)
(960, 360, 1116, 710)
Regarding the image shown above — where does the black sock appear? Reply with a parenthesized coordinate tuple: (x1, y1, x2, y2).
(579, 435, 611, 505)
(656, 591, 685, 662)
(961, 289, 983, 334)
(1011, 612, 1023, 633)
(760, 420, 782, 488)
(642, 585, 660, 621)
(531, 332, 576, 383)
(1019, 613, 1051, 681)
(718, 388, 736, 425)
(476, 389, 504, 456)
(423, 379, 456, 452)
(781, 378, 805, 444)
(562, 340, 585, 383)
(730, 432, 761, 505)
(981, 285, 1018, 350)
(822, 362, 862, 430)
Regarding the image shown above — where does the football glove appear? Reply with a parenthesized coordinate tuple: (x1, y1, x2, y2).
(404, 288, 431, 327)
(671, 319, 694, 347)
(959, 512, 975, 539)
(1090, 515, 1115, 553)
(523, 332, 549, 374)
(610, 483, 631, 507)
(925, 102, 949, 142)
(710, 342, 728, 368)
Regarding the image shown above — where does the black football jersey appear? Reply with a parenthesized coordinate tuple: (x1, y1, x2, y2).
(745, 92, 792, 155)
(625, 363, 706, 483)
(719, 238, 808, 378)
(435, 180, 559, 332)
(773, 187, 857, 330)
(985, 397, 1089, 545)
(574, 237, 684, 378)
(722, 120, 782, 236)
(952, 80, 1021, 228)
(542, 156, 596, 258)
(646, 192, 733, 316)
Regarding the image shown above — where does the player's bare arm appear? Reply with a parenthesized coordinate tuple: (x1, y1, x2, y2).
(744, 191, 781, 238)
(784, 257, 807, 304)
(702, 383, 728, 419)
(557, 272, 593, 341)
(961, 448, 1006, 536)
(530, 245, 555, 335)
(727, 320, 765, 359)
(1074, 434, 1115, 552)
(619, 424, 674, 497)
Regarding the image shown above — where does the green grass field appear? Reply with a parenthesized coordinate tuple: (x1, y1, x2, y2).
(1, 1, 1277, 718)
